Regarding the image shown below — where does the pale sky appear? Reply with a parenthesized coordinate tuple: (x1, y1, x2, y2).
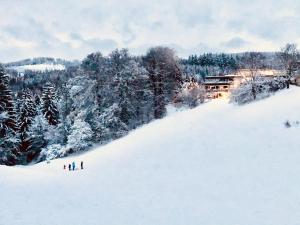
(0, 0, 300, 62)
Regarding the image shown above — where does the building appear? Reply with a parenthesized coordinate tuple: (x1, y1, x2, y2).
(204, 75, 243, 99)
(204, 69, 283, 99)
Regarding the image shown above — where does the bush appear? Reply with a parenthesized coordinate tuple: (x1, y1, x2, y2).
(39, 144, 65, 161)
(230, 76, 288, 105)
(174, 82, 206, 107)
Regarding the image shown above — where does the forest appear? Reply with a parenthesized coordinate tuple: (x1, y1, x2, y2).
(1, 44, 299, 165)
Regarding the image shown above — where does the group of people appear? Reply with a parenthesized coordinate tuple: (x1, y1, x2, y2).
(63, 161, 84, 171)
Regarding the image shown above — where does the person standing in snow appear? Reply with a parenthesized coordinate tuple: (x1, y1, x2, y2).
(63, 165, 66, 170)
(81, 161, 83, 170)
(72, 161, 75, 170)
(68, 164, 71, 171)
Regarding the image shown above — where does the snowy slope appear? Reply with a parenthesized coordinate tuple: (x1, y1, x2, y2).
(10, 64, 65, 73)
(1, 87, 300, 225)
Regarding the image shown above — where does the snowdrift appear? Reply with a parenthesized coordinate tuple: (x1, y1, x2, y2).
(1, 87, 300, 225)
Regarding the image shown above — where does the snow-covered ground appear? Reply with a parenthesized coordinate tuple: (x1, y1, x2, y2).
(1, 87, 300, 225)
(10, 64, 65, 73)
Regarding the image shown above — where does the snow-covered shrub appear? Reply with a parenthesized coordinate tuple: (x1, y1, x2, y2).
(268, 76, 289, 92)
(27, 113, 70, 162)
(230, 76, 287, 105)
(231, 82, 259, 104)
(175, 82, 206, 108)
(39, 144, 65, 161)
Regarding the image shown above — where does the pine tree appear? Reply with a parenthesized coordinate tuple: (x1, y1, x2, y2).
(18, 91, 36, 156)
(27, 113, 48, 162)
(19, 91, 36, 134)
(0, 64, 19, 165)
(42, 83, 59, 126)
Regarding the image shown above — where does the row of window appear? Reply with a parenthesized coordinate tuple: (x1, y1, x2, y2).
(205, 85, 229, 90)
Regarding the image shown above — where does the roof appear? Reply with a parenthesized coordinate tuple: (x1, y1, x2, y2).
(205, 76, 233, 79)
(204, 82, 231, 85)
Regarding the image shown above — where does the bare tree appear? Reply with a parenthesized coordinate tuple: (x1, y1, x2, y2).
(277, 43, 300, 87)
(239, 52, 266, 100)
(175, 81, 206, 107)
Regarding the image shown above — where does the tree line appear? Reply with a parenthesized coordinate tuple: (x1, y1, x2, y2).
(1, 43, 299, 165)
(0, 47, 183, 165)
(231, 44, 300, 104)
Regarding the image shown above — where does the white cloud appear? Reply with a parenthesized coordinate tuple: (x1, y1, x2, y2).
(0, 0, 300, 62)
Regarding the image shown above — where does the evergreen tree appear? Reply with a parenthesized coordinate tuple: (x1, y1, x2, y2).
(42, 83, 59, 126)
(18, 91, 36, 155)
(27, 113, 48, 162)
(0, 64, 19, 165)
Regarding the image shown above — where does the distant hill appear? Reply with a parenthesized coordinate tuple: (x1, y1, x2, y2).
(4, 57, 80, 73)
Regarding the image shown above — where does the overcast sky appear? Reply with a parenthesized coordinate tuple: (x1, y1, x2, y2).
(0, 0, 299, 62)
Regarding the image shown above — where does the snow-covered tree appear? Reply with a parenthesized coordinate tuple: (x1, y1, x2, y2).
(57, 82, 72, 145)
(39, 144, 65, 161)
(66, 115, 93, 152)
(113, 58, 142, 127)
(277, 43, 300, 85)
(27, 113, 49, 162)
(42, 83, 59, 126)
(129, 62, 154, 125)
(82, 52, 108, 106)
(0, 64, 19, 165)
(18, 91, 36, 154)
(144, 47, 182, 118)
(231, 76, 273, 104)
(96, 104, 128, 143)
(175, 81, 206, 107)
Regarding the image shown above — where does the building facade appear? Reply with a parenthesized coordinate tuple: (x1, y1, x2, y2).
(204, 75, 242, 99)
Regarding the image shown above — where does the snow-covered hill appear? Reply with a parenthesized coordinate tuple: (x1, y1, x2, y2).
(4, 57, 80, 73)
(10, 63, 66, 73)
(1, 87, 300, 225)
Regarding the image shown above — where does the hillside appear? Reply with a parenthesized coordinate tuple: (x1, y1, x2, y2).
(4, 57, 80, 73)
(1, 87, 300, 225)
(9, 63, 66, 73)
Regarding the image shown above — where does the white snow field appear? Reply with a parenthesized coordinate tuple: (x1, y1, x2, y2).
(1, 87, 300, 225)
(10, 64, 65, 73)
